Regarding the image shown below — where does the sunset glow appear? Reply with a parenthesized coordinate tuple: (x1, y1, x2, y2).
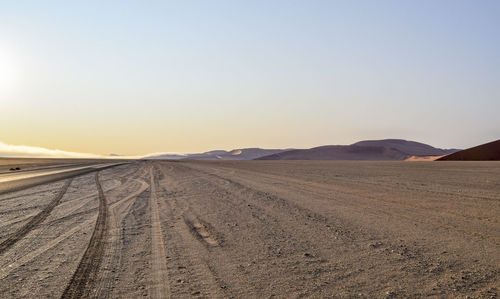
(0, 1, 498, 156)
(0, 50, 16, 93)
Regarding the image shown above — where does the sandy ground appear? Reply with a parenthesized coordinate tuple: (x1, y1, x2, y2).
(405, 155, 444, 161)
(0, 160, 498, 298)
(0, 158, 125, 172)
(0, 158, 126, 194)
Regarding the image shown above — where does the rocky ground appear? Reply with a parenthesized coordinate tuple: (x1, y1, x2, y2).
(0, 160, 498, 298)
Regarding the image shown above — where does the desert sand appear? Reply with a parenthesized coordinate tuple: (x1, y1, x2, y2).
(437, 139, 500, 161)
(404, 155, 444, 161)
(0, 160, 498, 298)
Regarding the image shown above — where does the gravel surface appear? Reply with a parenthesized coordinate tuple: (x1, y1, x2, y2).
(0, 161, 498, 298)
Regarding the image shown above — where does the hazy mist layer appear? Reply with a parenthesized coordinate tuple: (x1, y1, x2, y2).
(1, 1, 499, 155)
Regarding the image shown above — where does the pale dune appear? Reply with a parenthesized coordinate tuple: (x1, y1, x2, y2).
(405, 155, 444, 161)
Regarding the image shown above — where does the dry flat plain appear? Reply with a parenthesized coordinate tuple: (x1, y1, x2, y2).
(0, 160, 499, 298)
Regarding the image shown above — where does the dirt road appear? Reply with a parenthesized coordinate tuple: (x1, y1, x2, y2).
(0, 161, 125, 194)
(0, 161, 498, 298)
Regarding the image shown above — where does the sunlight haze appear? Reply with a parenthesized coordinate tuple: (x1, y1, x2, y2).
(1, 0, 499, 156)
(1, 3, 499, 297)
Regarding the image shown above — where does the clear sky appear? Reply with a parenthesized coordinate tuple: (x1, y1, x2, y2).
(1, 0, 499, 156)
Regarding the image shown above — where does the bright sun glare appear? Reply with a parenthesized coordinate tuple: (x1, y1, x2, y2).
(0, 50, 17, 92)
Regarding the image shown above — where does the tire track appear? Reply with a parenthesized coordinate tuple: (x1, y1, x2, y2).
(179, 162, 500, 297)
(196, 165, 500, 243)
(162, 163, 353, 297)
(0, 178, 73, 254)
(149, 165, 171, 298)
(156, 164, 226, 298)
(61, 172, 108, 299)
(95, 177, 151, 298)
(184, 215, 219, 247)
(0, 163, 126, 195)
(0, 217, 95, 280)
(0, 211, 39, 231)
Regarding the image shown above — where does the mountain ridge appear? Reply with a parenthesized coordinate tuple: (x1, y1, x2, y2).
(256, 139, 460, 161)
(145, 139, 461, 161)
(145, 148, 287, 161)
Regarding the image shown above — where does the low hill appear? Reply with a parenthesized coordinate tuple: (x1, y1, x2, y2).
(353, 139, 458, 156)
(257, 145, 408, 160)
(182, 148, 287, 160)
(146, 148, 286, 160)
(257, 139, 460, 161)
(146, 139, 462, 161)
(437, 139, 500, 161)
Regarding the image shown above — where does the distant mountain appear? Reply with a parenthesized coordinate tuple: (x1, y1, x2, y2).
(437, 139, 500, 161)
(145, 139, 462, 161)
(180, 148, 287, 160)
(257, 139, 460, 161)
(257, 145, 408, 160)
(146, 153, 187, 160)
(353, 139, 459, 156)
(145, 148, 287, 160)
(180, 150, 227, 160)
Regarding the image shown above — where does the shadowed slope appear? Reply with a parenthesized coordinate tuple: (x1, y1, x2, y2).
(353, 139, 459, 156)
(257, 145, 409, 160)
(437, 139, 500, 161)
(147, 148, 286, 160)
(257, 139, 458, 161)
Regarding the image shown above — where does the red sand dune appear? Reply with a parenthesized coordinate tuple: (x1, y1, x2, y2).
(437, 139, 500, 161)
